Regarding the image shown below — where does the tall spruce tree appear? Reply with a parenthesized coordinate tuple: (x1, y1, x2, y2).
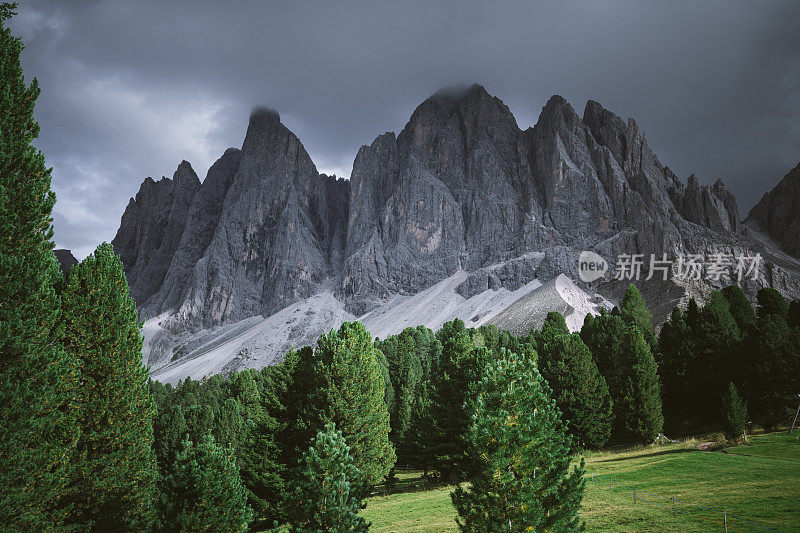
(379, 326, 440, 468)
(430, 319, 483, 481)
(619, 284, 656, 349)
(451, 348, 585, 532)
(617, 326, 664, 443)
(756, 287, 789, 320)
(691, 291, 741, 416)
(537, 331, 613, 449)
(721, 285, 756, 332)
(583, 310, 663, 443)
(533, 311, 570, 350)
(281, 322, 395, 488)
(316, 322, 395, 485)
(749, 307, 800, 427)
(290, 423, 369, 533)
(60, 243, 157, 530)
(721, 383, 748, 441)
(159, 434, 252, 533)
(580, 309, 627, 391)
(657, 306, 696, 420)
(154, 404, 189, 474)
(0, 4, 80, 528)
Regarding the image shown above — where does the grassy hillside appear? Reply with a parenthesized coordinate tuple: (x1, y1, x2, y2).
(363, 432, 800, 532)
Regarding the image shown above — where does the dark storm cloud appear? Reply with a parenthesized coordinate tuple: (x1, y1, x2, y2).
(9, 0, 800, 258)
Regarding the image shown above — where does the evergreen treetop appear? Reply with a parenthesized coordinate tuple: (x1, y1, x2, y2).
(159, 434, 252, 533)
(619, 284, 656, 348)
(290, 423, 369, 533)
(451, 348, 585, 532)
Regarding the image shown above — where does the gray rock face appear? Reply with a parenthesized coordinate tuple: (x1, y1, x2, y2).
(668, 174, 740, 232)
(114, 85, 800, 337)
(341, 85, 548, 312)
(116, 109, 349, 331)
(141, 148, 242, 318)
(54, 249, 78, 277)
(111, 161, 200, 304)
(746, 163, 800, 258)
(339, 87, 767, 314)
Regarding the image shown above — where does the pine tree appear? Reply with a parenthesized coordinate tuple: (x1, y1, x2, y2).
(240, 406, 286, 529)
(159, 434, 252, 533)
(60, 243, 157, 530)
(215, 397, 245, 449)
(376, 326, 440, 469)
(451, 348, 585, 532)
(290, 423, 369, 533)
(394, 340, 423, 448)
(232, 370, 262, 422)
(534, 311, 570, 351)
(580, 309, 627, 393)
(0, 4, 81, 528)
(537, 333, 613, 449)
(281, 322, 395, 488)
(619, 284, 656, 349)
(276, 346, 326, 491)
(617, 327, 664, 443)
(583, 310, 663, 443)
(247, 364, 293, 527)
(154, 404, 189, 474)
(657, 306, 697, 420)
(722, 383, 748, 441)
(691, 291, 741, 417)
(721, 285, 756, 332)
(756, 288, 789, 320)
(430, 319, 484, 481)
(316, 322, 395, 485)
(749, 310, 800, 427)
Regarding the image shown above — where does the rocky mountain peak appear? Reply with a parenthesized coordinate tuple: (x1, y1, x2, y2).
(112, 161, 201, 304)
(241, 106, 291, 155)
(746, 162, 800, 257)
(54, 249, 78, 277)
(398, 83, 518, 156)
(537, 94, 582, 132)
(174, 159, 198, 182)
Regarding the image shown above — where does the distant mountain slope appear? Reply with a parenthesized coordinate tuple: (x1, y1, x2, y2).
(746, 162, 800, 258)
(112, 84, 800, 381)
(54, 249, 78, 277)
(145, 258, 609, 383)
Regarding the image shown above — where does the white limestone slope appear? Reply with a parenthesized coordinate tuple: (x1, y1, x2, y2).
(143, 268, 610, 384)
(147, 291, 354, 384)
(489, 274, 609, 335)
(359, 271, 544, 339)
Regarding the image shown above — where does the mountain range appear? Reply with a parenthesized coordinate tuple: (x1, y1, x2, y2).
(94, 84, 800, 383)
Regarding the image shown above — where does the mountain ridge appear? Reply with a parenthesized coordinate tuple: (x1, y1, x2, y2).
(111, 84, 800, 380)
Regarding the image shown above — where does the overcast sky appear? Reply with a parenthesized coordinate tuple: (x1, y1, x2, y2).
(10, 0, 800, 259)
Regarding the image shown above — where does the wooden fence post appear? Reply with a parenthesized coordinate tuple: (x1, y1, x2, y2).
(672, 497, 675, 516)
(724, 510, 728, 532)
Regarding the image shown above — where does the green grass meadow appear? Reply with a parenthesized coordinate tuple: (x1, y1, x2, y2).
(363, 432, 800, 532)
